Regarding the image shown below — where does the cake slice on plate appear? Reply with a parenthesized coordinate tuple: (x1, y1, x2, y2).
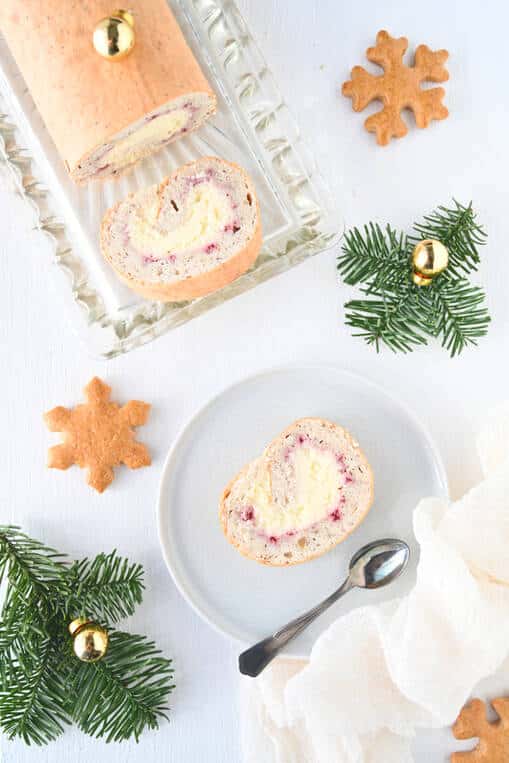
(220, 418, 374, 566)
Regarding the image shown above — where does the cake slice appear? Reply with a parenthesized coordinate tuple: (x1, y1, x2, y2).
(72, 94, 216, 183)
(220, 418, 374, 566)
(100, 156, 262, 301)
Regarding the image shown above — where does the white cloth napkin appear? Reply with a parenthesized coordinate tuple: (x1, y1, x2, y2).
(240, 403, 509, 763)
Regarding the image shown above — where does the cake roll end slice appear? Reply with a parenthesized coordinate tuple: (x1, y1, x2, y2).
(72, 92, 216, 183)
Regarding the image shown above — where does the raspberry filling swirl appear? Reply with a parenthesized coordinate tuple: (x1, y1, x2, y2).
(239, 434, 355, 541)
(105, 158, 256, 284)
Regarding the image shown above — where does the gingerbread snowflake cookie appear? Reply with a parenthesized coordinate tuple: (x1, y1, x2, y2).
(342, 30, 449, 145)
(44, 377, 151, 492)
(451, 698, 509, 762)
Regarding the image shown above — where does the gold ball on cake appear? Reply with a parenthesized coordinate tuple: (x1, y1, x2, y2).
(412, 239, 449, 286)
(69, 618, 109, 662)
(93, 10, 135, 61)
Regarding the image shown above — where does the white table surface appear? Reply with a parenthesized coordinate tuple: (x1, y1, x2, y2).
(1, 1, 509, 760)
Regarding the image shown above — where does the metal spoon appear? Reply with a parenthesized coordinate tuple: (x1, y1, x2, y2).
(239, 538, 410, 677)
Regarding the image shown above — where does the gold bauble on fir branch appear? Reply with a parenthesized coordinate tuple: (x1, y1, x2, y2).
(412, 238, 449, 286)
(0, 526, 175, 746)
(336, 200, 490, 356)
(69, 618, 109, 662)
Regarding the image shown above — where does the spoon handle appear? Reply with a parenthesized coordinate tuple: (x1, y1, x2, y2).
(239, 578, 353, 677)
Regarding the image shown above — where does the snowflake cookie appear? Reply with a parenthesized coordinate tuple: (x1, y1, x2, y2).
(342, 30, 449, 145)
(44, 377, 151, 493)
(452, 698, 509, 762)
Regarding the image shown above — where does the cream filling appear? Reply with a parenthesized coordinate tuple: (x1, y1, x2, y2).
(247, 448, 343, 536)
(107, 109, 189, 166)
(128, 184, 231, 256)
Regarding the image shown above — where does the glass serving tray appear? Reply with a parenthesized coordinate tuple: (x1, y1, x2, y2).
(0, 0, 340, 358)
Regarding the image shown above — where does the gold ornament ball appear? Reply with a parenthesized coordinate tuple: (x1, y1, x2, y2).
(93, 10, 135, 61)
(412, 239, 449, 286)
(69, 618, 109, 662)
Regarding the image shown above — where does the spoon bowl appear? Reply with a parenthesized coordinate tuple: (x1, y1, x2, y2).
(348, 538, 410, 589)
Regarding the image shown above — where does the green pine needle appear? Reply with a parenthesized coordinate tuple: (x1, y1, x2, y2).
(0, 526, 67, 596)
(0, 639, 72, 745)
(338, 223, 409, 290)
(0, 527, 175, 746)
(65, 551, 145, 624)
(337, 201, 490, 356)
(69, 632, 175, 743)
(431, 279, 491, 357)
(0, 526, 67, 681)
(344, 291, 429, 354)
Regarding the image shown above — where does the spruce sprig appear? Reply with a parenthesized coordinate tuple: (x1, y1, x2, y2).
(337, 201, 490, 356)
(1, 640, 72, 745)
(0, 526, 175, 746)
(410, 200, 486, 278)
(0, 528, 66, 684)
(69, 632, 174, 742)
(65, 552, 145, 624)
(339, 223, 410, 292)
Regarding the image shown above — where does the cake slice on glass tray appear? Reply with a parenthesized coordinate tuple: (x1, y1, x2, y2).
(100, 156, 262, 301)
(220, 418, 374, 566)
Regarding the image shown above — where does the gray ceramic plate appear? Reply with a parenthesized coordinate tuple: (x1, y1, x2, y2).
(158, 365, 448, 657)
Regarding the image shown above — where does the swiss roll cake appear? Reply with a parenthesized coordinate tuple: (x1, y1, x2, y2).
(100, 156, 262, 301)
(0, 0, 216, 183)
(220, 418, 374, 566)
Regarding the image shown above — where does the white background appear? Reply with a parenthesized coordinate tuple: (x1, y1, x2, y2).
(2, 0, 509, 760)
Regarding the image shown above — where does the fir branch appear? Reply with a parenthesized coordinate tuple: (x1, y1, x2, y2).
(337, 222, 409, 290)
(337, 201, 490, 356)
(0, 525, 65, 591)
(0, 613, 48, 685)
(410, 200, 487, 279)
(65, 551, 145, 624)
(431, 279, 491, 357)
(344, 289, 429, 353)
(0, 638, 71, 745)
(69, 631, 175, 743)
(0, 526, 67, 600)
(0, 528, 174, 746)
(0, 527, 67, 682)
